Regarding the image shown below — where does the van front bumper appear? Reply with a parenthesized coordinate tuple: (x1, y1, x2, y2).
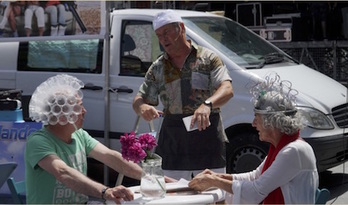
(304, 133, 348, 172)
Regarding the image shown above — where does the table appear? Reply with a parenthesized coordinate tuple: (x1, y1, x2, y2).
(109, 179, 225, 205)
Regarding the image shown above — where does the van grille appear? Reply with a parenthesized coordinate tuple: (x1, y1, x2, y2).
(332, 103, 348, 128)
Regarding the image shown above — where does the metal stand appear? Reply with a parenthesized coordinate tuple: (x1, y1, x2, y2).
(64, 1, 87, 33)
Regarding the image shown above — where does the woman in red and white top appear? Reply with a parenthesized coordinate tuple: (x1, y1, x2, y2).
(189, 73, 319, 204)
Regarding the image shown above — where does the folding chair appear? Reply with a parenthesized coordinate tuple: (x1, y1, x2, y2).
(0, 162, 17, 189)
(315, 188, 330, 205)
(7, 177, 26, 204)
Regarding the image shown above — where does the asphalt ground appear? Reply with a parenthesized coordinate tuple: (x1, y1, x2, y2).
(320, 162, 348, 204)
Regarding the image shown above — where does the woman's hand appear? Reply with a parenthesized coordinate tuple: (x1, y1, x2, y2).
(189, 169, 233, 193)
(188, 173, 215, 192)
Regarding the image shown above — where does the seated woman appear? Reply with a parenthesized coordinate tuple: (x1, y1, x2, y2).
(24, 1, 44, 37)
(188, 73, 319, 204)
(44, 0, 66, 36)
(0, 1, 26, 37)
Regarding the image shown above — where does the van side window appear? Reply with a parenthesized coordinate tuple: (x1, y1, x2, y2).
(17, 39, 103, 73)
(120, 20, 162, 77)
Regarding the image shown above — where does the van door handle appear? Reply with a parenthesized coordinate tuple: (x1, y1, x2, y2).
(83, 83, 103, 91)
(109, 87, 133, 93)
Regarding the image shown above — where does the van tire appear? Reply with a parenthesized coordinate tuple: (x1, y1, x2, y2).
(226, 131, 269, 173)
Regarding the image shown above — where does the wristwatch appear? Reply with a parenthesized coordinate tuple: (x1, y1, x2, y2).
(204, 100, 213, 110)
(101, 187, 109, 201)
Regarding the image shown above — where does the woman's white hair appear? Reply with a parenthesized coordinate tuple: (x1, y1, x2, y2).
(250, 72, 306, 135)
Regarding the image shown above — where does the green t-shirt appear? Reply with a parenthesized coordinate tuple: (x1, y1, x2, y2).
(25, 127, 98, 204)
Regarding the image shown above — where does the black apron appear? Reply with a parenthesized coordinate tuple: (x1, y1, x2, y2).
(155, 113, 226, 170)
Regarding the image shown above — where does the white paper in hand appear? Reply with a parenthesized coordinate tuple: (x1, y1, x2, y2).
(183, 115, 197, 132)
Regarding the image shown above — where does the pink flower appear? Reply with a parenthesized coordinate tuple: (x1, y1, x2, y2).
(138, 133, 157, 151)
(120, 132, 136, 147)
(120, 132, 157, 163)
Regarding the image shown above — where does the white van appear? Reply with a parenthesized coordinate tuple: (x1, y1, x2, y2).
(0, 9, 347, 180)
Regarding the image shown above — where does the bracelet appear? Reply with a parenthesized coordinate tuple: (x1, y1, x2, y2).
(101, 187, 109, 201)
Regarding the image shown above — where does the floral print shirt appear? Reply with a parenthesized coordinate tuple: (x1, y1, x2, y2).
(137, 42, 232, 115)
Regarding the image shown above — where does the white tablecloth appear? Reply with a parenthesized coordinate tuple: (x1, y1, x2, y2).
(107, 179, 225, 205)
(121, 187, 225, 204)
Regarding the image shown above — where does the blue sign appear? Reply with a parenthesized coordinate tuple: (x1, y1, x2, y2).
(0, 122, 42, 194)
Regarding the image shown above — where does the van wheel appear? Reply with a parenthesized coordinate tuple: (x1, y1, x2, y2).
(226, 131, 269, 173)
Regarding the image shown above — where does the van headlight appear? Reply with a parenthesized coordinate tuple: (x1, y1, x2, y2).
(297, 107, 334, 129)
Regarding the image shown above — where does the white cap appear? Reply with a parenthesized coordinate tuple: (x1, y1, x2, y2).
(153, 10, 183, 31)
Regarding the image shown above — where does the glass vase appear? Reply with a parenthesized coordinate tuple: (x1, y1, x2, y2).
(140, 154, 166, 200)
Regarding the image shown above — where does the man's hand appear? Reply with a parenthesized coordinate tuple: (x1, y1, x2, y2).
(104, 185, 134, 204)
(139, 103, 163, 121)
(133, 96, 163, 121)
(191, 103, 211, 131)
(164, 175, 177, 183)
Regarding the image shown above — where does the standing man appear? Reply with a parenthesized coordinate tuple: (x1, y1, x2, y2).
(25, 74, 143, 204)
(132, 10, 234, 180)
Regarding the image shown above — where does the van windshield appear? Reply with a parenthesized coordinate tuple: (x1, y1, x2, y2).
(183, 17, 294, 68)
